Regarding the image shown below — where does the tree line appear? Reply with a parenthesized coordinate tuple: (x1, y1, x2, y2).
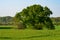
(0, 16, 13, 25)
(0, 16, 59, 25)
(51, 17, 60, 26)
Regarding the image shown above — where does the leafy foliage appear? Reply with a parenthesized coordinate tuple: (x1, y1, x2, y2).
(15, 4, 55, 29)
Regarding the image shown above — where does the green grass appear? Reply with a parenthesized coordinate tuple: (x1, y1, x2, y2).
(55, 25, 60, 30)
(0, 25, 60, 40)
(0, 29, 60, 40)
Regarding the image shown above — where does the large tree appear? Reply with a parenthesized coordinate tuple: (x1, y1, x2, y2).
(14, 4, 55, 29)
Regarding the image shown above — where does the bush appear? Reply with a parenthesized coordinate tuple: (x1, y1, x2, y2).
(17, 22, 26, 29)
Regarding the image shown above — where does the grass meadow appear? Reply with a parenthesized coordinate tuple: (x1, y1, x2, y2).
(0, 25, 60, 40)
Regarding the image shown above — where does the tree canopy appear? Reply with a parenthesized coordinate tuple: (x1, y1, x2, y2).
(15, 4, 55, 29)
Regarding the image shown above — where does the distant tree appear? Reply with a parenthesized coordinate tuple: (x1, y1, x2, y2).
(15, 4, 55, 29)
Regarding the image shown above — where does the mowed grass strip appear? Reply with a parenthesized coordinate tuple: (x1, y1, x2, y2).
(0, 25, 17, 29)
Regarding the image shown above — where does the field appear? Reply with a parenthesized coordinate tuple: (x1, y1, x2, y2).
(0, 25, 60, 40)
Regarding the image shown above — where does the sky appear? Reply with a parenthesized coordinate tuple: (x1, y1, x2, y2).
(0, 0, 60, 17)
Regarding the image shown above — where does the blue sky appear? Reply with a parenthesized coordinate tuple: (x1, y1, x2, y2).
(0, 0, 60, 17)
